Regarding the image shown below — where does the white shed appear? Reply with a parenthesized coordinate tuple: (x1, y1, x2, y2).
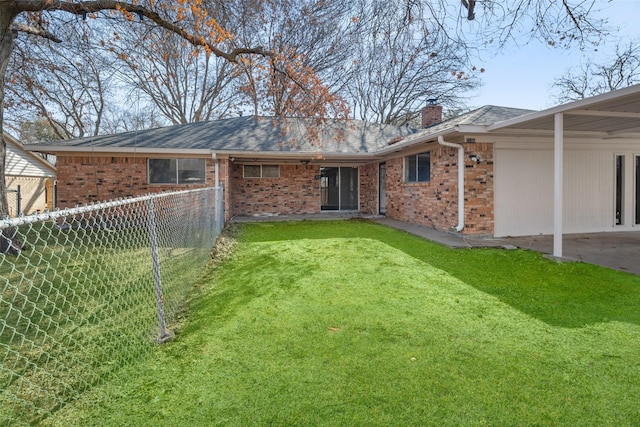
(4, 133, 56, 217)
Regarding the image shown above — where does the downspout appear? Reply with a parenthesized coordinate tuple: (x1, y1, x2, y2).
(212, 152, 219, 187)
(437, 136, 465, 232)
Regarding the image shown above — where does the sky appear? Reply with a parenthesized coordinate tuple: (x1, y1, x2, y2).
(469, 0, 640, 111)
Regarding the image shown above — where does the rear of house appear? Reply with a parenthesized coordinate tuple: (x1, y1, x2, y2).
(27, 85, 640, 242)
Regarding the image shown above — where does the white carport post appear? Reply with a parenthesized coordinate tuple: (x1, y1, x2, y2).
(553, 113, 563, 258)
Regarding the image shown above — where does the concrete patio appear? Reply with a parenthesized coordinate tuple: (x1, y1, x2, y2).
(373, 218, 640, 276)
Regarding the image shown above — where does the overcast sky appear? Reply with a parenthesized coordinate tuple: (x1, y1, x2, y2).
(469, 0, 640, 111)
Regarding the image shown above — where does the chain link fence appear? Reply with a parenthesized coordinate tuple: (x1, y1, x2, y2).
(6, 186, 20, 218)
(0, 187, 223, 425)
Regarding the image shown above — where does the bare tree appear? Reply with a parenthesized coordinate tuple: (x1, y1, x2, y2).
(348, 0, 481, 125)
(111, 22, 243, 124)
(552, 41, 640, 103)
(0, 0, 301, 252)
(6, 20, 116, 139)
(0, 0, 613, 251)
(232, 0, 354, 118)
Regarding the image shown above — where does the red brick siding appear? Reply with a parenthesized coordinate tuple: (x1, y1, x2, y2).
(384, 143, 494, 235)
(359, 163, 378, 214)
(55, 155, 216, 208)
(464, 143, 494, 234)
(229, 163, 320, 216)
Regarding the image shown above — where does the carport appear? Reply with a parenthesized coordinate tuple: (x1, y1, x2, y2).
(488, 85, 640, 259)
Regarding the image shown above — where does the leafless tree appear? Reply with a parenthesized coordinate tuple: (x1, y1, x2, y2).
(552, 41, 640, 103)
(6, 20, 116, 139)
(0, 0, 613, 250)
(110, 20, 243, 124)
(0, 0, 277, 252)
(232, 0, 355, 118)
(348, 0, 481, 125)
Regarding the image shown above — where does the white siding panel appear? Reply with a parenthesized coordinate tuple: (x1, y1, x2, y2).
(563, 151, 614, 233)
(495, 147, 622, 237)
(6, 144, 54, 177)
(494, 149, 553, 237)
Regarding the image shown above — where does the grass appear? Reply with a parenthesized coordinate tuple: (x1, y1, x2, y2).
(44, 219, 640, 426)
(1, 220, 211, 425)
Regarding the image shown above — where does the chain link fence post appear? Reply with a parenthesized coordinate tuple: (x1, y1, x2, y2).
(0, 187, 222, 424)
(145, 198, 172, 344)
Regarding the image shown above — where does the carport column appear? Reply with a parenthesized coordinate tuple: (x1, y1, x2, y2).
(553, 113, 563, 258)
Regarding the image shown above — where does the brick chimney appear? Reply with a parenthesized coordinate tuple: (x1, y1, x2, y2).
(421, 99, 442, 128)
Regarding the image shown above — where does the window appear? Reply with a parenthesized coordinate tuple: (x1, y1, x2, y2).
(405, 152, 430, 182)
(148, 158, 206, 184)
(636, 156, 640, 225)
(243, 164, 280, 178)
(615, 155, 624, 225)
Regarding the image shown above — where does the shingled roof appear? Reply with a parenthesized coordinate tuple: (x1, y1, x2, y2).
(32, 116, 417, 154)
(27, 106, 534, 156)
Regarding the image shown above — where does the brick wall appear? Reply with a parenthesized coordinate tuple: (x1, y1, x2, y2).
(384, 143, 494, 235)
(55, 155, 216, 208)
(464, 143, 494, 234)
(359, 163, 378, 214)
(229, 163, 320, 217)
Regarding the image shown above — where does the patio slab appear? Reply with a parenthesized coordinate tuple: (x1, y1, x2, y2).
(374, 218, 640, 276)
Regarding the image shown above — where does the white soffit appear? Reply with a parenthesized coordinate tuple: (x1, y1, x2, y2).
(487, 84, 640, 136)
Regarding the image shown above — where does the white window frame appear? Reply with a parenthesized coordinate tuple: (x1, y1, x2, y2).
(148, 158, 206, 185)
(404, 152, 431, 183)
(243, 164, 280, 178)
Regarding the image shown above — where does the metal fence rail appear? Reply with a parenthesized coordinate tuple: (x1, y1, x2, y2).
(0, 187, 223, 425)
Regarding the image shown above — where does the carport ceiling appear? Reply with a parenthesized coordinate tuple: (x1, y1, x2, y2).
(488, 84, 640, 136)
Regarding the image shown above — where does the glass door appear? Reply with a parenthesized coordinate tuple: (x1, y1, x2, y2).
(379, 163, 386, 215)
(320, 167, 359, 211)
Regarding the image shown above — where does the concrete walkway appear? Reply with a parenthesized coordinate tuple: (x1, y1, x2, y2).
(373, 217, 640, 276)
(230, 214, 640, 276)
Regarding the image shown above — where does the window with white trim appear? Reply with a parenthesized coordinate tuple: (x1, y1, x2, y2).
(243, 164, 280, 178)
(405, 152, 430, 182)
(148, 158, 206, 184)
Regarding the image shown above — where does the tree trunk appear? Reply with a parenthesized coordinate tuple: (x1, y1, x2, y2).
(0, 5, 23, 254)
(1, 5, 16, 217)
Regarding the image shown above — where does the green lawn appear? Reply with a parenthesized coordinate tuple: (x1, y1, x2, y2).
(45, 220, 640, 426)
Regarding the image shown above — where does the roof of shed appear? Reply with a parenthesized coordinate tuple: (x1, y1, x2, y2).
(4, 133, 56, 177)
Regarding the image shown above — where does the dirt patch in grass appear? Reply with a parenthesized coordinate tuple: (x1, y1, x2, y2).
(208, 224, 240, 267)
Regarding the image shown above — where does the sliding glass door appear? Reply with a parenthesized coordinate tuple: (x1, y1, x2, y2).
(320, 167, 358, 211)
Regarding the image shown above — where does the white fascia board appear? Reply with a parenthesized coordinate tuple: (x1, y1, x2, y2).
(375, 128, 458, 156)
(25, 145, 213, 156)
(455, 124, 488, 133)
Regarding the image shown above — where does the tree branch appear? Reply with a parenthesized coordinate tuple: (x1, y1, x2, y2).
(11, 22, 62, 42)
(461, 0, 476, 20)
(13, 0, 272, 62)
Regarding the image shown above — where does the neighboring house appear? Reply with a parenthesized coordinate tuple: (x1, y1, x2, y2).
(27, 85, 640, 257)
(4, 133, 56, 217)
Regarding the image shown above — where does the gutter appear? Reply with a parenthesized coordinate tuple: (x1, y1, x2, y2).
(437, 136, 464, 232)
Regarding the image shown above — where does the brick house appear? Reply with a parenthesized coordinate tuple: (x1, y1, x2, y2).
(28, 85, 640, 257)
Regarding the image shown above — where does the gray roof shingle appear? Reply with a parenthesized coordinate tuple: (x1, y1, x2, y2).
(32, 106, 534, 155)
(44, 116, 417, 154)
